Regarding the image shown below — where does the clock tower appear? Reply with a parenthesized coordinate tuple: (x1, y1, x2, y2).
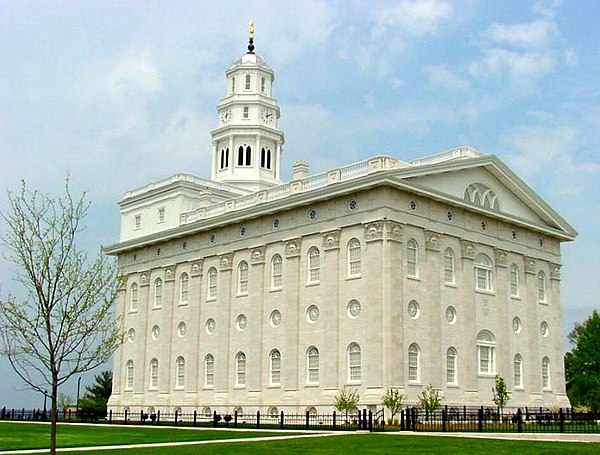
(210, 22, 285, 191)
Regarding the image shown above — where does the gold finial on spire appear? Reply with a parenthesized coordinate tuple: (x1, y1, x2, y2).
(249, 20, 255, 40)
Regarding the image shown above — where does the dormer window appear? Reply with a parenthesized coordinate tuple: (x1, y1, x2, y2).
(243, 106, 249, 119)
(245, 74, 251, 90)
(261, 76, 266, 92)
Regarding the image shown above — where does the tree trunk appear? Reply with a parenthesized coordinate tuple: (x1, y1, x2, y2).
(50, 378, 58, 455)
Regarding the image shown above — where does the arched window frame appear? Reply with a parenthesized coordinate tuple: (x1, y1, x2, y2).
(269, 349, 281, 386)
(514, 353, 523, 389)
(477, 330, 496, 375)
(268, 406, 278, 418)
(266, 148, 271, 169)
(179, 273, 189, 304)
(407, 239, 419, 278)
(154, 278, 163, 308)
(444, 248, 455, 285)
(347, 343, 361, 383)
(245, 74, 251, 90)
(270, 254, 283, 290)
(474, 253, 494, 292)
(347, 238, 362, 278)
(125, 360, 134, 391)
(542, 356, 551, 389)
(175, 356, 185, 389)
(130, 283, 138, 311)
(538, 271, 547, 303)
(236, 352, 246, 386)
(306, 346, 319, 384)
(245, 145, 251, 165)
(204, 354, 214, 387)
(307, 247, 321, 284)
(260, 147, 266, 168)
(237, 261, 249, 295)
(510, 264, 520, 298)
(207, 267, 217, 300)
(149, 358, 158, 390)
(220, 148, 229, 169)
(446, 347, 457, 385)
(408, 343, 420, 382)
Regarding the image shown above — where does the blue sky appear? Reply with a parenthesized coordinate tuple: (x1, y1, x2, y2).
(1, 0, 599, 408)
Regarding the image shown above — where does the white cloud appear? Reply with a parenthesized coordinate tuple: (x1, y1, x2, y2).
(469, 48, 554, 82)
(372, 0, 454, 38)
(486, 20, 557, 49)
(425, 65, 470, 90)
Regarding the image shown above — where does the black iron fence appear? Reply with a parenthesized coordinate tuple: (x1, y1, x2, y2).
(399, 405, 600, 433)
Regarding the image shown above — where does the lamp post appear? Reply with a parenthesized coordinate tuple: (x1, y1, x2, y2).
(43, 390, 48, 420)
(76, 377, 82, 418)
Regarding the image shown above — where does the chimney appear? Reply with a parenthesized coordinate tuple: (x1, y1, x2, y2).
(292, 160, 309, 180)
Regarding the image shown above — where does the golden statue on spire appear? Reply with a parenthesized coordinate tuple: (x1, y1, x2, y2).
(249, 20, 255, 40)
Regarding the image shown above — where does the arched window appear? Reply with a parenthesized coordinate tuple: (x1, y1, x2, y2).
(236, 352, 246, 386)
(266, 148, 271, 169)
(203, 406, 212, 417)
(347, 238, 361, 278)
(270, 349, 281, 385)
(238, 146, 244, 166)
(220, 148, 229, 169)
(245, 145, 251, 165)
(204, 354, 214, 387)
(477, 330, 496, 375)
(154, 278, 163, 308)
(408, 343, 420, 382)
(175, 356, 185, 389)
(150, 358, 158, 390)
(514, 354, 523, 388)
(234, 406, 244, 415)
(207, 267, 217, 300)
(510, 264, 520, 297)
(179, 273, 189, 304)
(260, 147, 266, 168)
(407, 239, 419, 277)
(542, 357, 551, 389)
(270, 254, 283, 289)
(125, 360, 134, 390)
(444, 248, 455, 284)
(306, 346, 319, 384)
(538, 271, 547, 303)
(446, 347, 457, 385)
(245, 74, 251, 90)
(308, 247, 321, 284)
(130, 283, 138, 311)
(268, 406, 278, 418)
(474, 253, 493, 292)
(347, 343, 361, 382)
(237, 261, 249, 295)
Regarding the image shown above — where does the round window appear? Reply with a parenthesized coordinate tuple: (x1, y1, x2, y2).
(236, 314, 248, 331)
(177, 322, 186, 337)
(408, 301, 420, 319)
(347, 300, 361, 319)
(206, 318, 216, 334)
(445, 306, 456, 324)
(270, 310, 282, 327)
(151, 325, 160, 340)
(307, 305, 320, 322)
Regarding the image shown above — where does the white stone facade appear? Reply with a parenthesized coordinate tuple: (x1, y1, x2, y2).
(107, 40, 576, 416)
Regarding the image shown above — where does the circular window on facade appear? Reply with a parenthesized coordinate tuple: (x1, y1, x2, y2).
(177, 322, 187, 337)
(127, 328, 135, 342)
(348, 200, 358, 211)
(347, 300, 361, 319)
(151, 325, 160, 340)
(273, 218, 280, 229)
(445, 306, 456, 324)
(307, 305, 320, 323)
(409, 200, 417, 212)
(206, 318, 216, 335)
(270, 310, 282, 327)
(236, 314, 248, 331)
(308, 210, 317, 220)
(407, 300, 420, 319)
(540, 321, 549, 337)
(512, 317, 522, 334)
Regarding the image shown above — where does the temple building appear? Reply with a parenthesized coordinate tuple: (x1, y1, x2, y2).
(106, 27, 576, 417)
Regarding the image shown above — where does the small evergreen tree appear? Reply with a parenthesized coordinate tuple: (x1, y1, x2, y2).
(382, 388, 404, 423)
(78, 371, 113, 418)
(492, 374, 511, 415)
(334, 387, 360, 423)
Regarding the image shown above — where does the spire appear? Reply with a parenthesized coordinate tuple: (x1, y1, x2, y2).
(247, 20, 255, 53)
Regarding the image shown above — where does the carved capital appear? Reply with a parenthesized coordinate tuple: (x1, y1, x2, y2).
(285, 238, 302, 258)
(139, 270, 150, 287)
(524, 256, 537, 274)
(190, 259, 204, 277)
(460, 240, 475, 260)
(250, 245, 266, 265)
(219, 253, 234, 271)
(425, 230, 442, 252)
(550, 263, 561, 281)
(385, 221, 404, 243)
(164, 265, 175, 282)
(322, 229, 341, 250)
(364, 221, 384, 242)
(494, 248, 508, 268)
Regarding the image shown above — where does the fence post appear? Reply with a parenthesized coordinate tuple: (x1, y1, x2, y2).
(559, 408, 564, 433)
(478, 406, 483, 432)
(193, 410, 197, 426)
(234, 410, 237, 428)
(68, 409, 71, 421)
(305, 411, 309, 430)
(400, 409, 405, 431)
(517, 408, 523, 433)
(157, 410, 160, 425)
(280, 410, 284, 429)
(213, 410, 217, 428)
(463, 405, 466, 422)
(333, 410, 336, 430)
(174, 409, 178, 426)
(442, 406, 447, 432)
(257, 410, 260, 429)
(124, 408, 128, 424)
(140, 410, 143, 424)
(109, 409, 112, 424)
(368, 410, 373, 432)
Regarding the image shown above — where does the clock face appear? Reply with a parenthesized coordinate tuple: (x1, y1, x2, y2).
(220, 109, 232, 124)
(260, 108, 274, 124)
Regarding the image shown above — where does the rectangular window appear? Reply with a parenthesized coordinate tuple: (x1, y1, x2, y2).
(243, 106, 249, 119)
(231, 77, 236, 93)
(307, 355, 319, 383)
(408, 353, 419, 382)
(205, 360, 214, 387)
(271, 258, 282, 289)
(245, 74, 251, 90)
(478, 346, 495, 374)
(260, 76, 265, 92)
(271, 357, 281, 385)
(134, 215, 141, 230)
(157, 208, 165, 224)
(349, 351, 361, 381)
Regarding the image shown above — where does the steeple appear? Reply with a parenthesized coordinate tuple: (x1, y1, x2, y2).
(210, 21, 285, 191)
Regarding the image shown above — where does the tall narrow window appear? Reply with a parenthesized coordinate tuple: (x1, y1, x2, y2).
(150, 359, 158, 390)
(408, 343, 420, 382)
(270, 350, 281, 385)
(220, 148, 229, 169)
(243, 106, 249, 119)
(260, 76, 266, 92)
(347, 239, 361, 278)
(130, 283, 138, 311)
(266, 149, 271, 169)
(204, 354, 214, 387)
(236, 352, 246, 386)
(307, 346, 319, 384)
(238, 261, 249, 294)
(542, 357, 551, 389)
(245, 74, 251, 90)
(134, 215, 141, 230)
(157, 208, 165, 223)
(407, 239, 419, 277)
(514, 354, 523, 388)
(231, 76, 235, 93)
(260, 147, 266, 168)
(444, 248, 455, 284)
(207, 267, 217, 300)
(154, 278, 163, 308)
(179, 273, 189, 304)
(510, 264, 520, 297)
(245, 146, 251, 165)
(474, 253, 493, 292)
(538, 271, 547, 303)
(238, 146, 244, 166)
(446, 347, 457, 384)
(477, 330, 496, 375)
(308, 247, 320, 284)
(175, 356, 185, 389)
(271, 254, 283, 289)
(348, 343, 361, 382)
(125, 360, 134, 390)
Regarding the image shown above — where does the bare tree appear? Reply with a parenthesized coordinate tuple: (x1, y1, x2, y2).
(0, 179, 122, 455)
